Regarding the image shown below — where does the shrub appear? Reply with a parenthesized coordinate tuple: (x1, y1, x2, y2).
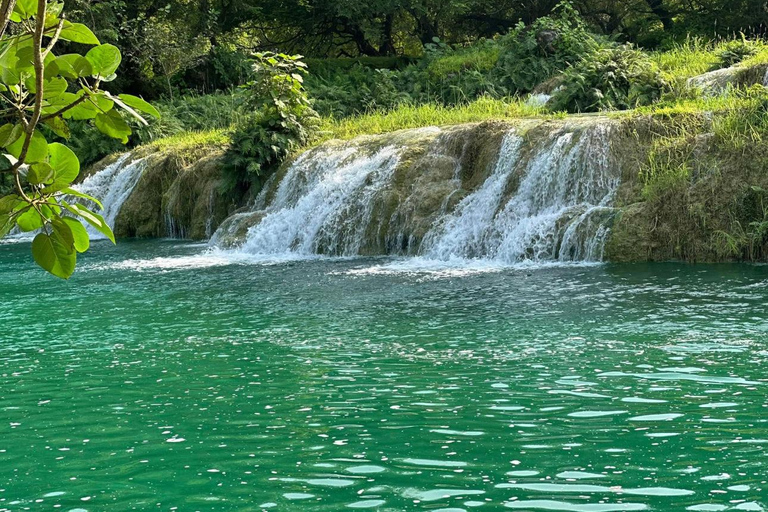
(549, 45, 668, 113)
(225, 53, 319, 187)
(493, 1, 605, 94)
(714, 37, 761, 68)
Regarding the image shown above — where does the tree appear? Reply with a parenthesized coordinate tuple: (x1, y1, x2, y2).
(0, 0, 158, 279)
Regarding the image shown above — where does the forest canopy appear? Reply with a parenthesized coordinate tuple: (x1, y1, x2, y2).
(66, 0, 768, 99)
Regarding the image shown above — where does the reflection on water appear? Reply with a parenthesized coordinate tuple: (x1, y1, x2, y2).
(0, 241, 766, 512)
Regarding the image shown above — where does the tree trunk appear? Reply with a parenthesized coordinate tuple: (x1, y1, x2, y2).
(645, 0, 673, 31)
(380, 13, 397, 55)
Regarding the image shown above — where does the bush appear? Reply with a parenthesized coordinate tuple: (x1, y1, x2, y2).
(714, 37, 761, 68)
(493, 1, 605, 94)
(225, 53, 319, 188)
(549, 45, 668, 113)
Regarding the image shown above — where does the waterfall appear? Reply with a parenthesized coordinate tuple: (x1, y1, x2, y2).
(236, 143, 402, 257)
(73, 154, 146, 238)
(213, 120, 621, 265)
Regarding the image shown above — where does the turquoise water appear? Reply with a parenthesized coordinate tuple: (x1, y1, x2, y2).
(1, 240, 766, 512)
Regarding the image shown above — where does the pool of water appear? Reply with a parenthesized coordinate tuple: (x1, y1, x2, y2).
(1, 240, 766, 512)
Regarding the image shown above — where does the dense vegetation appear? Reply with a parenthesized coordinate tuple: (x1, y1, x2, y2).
(49, 1, 768, 182)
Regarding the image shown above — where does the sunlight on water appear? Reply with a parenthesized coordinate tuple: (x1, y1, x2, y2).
(1, 240, 766, 512)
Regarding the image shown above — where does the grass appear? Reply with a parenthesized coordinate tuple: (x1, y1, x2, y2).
(651, 39, 719, 85)
(426, 45, 501, 79)
(316, 96, 544, 142)
(149, 129, 230, 153)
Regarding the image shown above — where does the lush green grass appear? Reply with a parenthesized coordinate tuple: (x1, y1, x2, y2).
(148, 129, 230, 153)
(316, 96, 543, 142)
(651, 39, 719, 84)
(426, 45, 501, 79)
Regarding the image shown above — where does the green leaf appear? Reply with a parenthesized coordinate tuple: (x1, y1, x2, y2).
(62, 217, 90, 253)
(0, 213, 14, 237)
(61, 187, 103, 209)
(55, 54, 94, 79)
(63, 202, 115, 243)
(48, 143, 80, 183)
(95, 110, 131, 143)
(16, 208, 43, 231)
(60, 92, 114, 121)
(0, 195, 22, 215)
(44, 116, 70, 139)
(12, 0, 36, 20)
(59, 22, 100, 45)
(28, 162, 55, 185)
(118, 94, 161, 119)
(31, 231, 76, 279)
(0, 123, 22, 147)
(86, 44, 122, 77)
(7, 130, 48, 163)
(106, 92, 148, 126)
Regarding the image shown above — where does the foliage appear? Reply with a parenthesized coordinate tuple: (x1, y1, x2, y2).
(0, 0, 157, 279)
(225, 53, 318, 187)
(713, 36, 761, 69)
(651, 38, 718, 86)
(549, 45, 667, 113)
(493, 1, 605, 94)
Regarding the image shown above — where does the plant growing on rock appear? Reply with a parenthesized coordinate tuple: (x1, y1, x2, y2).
(0, 0, 159, 278)
(226, 52, 318, 185)
(714, 36, 760, 69)
(549, 45, 667, 113)
(493, 0, 604, 94)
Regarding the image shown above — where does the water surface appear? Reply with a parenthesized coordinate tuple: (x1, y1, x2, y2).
(1, 241, 766, 511)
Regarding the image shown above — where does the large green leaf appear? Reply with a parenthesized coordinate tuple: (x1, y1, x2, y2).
(63, 202, 115, 243)
(31, 231, 76, 279)
(7, 130, 48, 163)
(95, 110, 131, 143)
(61, 188, 103, 209)
(0, 195, 22, 215)
(16, 208, 43, 231)
(118, 94, 161, 119)
(44, 116, 70, 139)
(54, 54, 94, 79)
(0, 213, 14, 237)
(86, 44, 122, 77)
(59, 22, 100, 45)
(48, 143, 80, 184)
(11, 0, 37, 21)
(27, 162, 55, 185)
(62, 217, 90, 253)
(0, 123, 22, 148)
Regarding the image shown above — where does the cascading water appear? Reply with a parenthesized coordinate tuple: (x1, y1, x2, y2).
(73, 154, 146, 238)
(213, 119, 622, 265)
(236, 142, 403, 257)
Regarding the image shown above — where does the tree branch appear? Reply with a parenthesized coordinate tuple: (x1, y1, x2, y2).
(0, 0, 17, 39)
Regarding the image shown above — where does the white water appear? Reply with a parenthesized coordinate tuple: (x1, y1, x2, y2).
(237, 143, 402, 257)
(217, 121, 620, 267)
(424, 124, 617, 263)
(73, 155, 147, 239)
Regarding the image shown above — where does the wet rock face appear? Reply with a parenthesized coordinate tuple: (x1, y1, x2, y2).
(111, 148, 241, 240)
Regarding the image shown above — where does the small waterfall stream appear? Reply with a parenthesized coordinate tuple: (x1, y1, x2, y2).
(215, 119, 622, 265)
(73, 155, 147, 239)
